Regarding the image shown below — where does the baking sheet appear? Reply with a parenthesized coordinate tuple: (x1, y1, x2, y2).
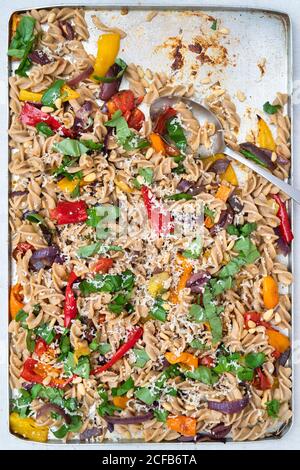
(1, 0, 297, 450)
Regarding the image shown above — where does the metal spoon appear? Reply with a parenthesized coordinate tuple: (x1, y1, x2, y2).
(150, 96, 300, 204)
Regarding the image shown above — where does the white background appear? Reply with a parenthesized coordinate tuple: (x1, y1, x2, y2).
(0, 0, 299, 450)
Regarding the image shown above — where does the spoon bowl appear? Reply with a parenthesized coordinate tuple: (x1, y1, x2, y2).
(150, 96, 300, 203)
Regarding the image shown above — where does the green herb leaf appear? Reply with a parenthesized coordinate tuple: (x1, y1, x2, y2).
(59, 333, 71, 356)
(26, 330, 35, 353)
(36, 122, 54, 137)
(138, 167, 154, 186)
(189, 339, 206, 350)
(15, 309, 28, 322)
(77, 242, 123, 259)
(133, 348, 150, 368)
(263, 101, 281, 115)
(8, 16, 36, 77)
(73, 356, 90, 379)
(105, 110, 132, 144)
(237, 367, 254, 382)
(240, 149, 268, 168)
(166, 116, 187, 152)
(12, 389, 32, 417)
(226, 224, 240, 236)
(240, 222, 257, 236)
(52, 425, 69, 438)
(80, 139, 103, 151)
(97, 403, 121, 417)
(24, 212, 44, 224)
(204, 205, 215, 220)
(185, 366, 218, 385)
(154, 409, 169, 422)
(112, 377, 134, 397)
(166, 192, 193, 201)
(41, 79, 65, 108)
(211, 20, 217, 30)
(150, 297, 168, 322)
(134, 387, 158, 405)
(244, 352, 266, 369)
(266, 399, 280, 418)
(182, 235, 202, 259)
(53, 138, 89, 157)
(34, 323, 55, 344)
(79, 270, 135, 296)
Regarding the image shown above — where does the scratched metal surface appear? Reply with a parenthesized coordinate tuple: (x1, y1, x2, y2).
(0, 0, 295, 449)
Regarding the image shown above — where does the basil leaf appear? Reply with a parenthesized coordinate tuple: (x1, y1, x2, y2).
(52, 424, 69, 438)
(105, 110, 132, 144)
(244, 352, 266, 369)
(73, 356, 90, 379)
(182, 235, 202, 259)
(24, 212, 44, 224)
(93, 58, 127, 83)
(154, 409, 169, 422)
(266, 399, 280, 418)
(263, 101, 281, 115)
(211, 20, 217, 30)
(35, 323, 55, 344)
(8, 16, 36, 77)
(210, 277, 232, 296)
(189, 339, 206, 350)
(123, 135, 149, 150)
(77, 242, 101, 258)
(138, 167, 154, 186)
(133, 348, 150, 368)
(112, 377, 134, 397)
(189, 304, 206, 323)
(26, 330, 35, 353)
(185, 366, 218, 385)
(12, 389, 32, 417)
(36, 122, 54, 137)
(240, 222, 257, 236)
(134, 387, 158, 405)
(79, 270, 135, 296)
(218, 257, 244, 278)
(68, 415, 82, 433)
(150, 297, 167, 322)
(53, 138, 89, 157)
(15, 309, 28, 322)
(30, 384, 43, 399)
(80, 139, 103, 151)
(59, 334, 71, 356)
(166, 117, 187, 152)
(208, 315, 223, 343)
(97, 403, 121, 417)
(166, 192, 193, 201)
(42, 79, 65, 108)
(226, 224, 240, 236)
(204, 205, 215, 220)
(98, 343, 111, 355)
(237, 367, 254, 382)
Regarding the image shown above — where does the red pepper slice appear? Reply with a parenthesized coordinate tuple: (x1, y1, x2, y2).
(91, 327, 143, 375)
(141, 185, 174, 236)
(34, 338, 48, 358)
(165, 143, 181, 157)
(127, 108, 145, 131)
(253, 368, 272, 390)
(20, 103, 73, 138)
(20, 358, 74, 389)
(271, 350, 281, 360)
(64, 271, 78, 328)
(91, 257, 113, 273)
(154, 107, 177, 134)
(50, 200, 88, 225)
(199, 356, 215, 368)
(12, 242, 34, 260)
(272, 194, 293, 244)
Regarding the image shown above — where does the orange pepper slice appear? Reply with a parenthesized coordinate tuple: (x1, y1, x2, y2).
(266, 329, 290, 354)
(262, 276, 279, 309)
(169, 254, 193, 304)
(149, 133, 166, 155)
(215, 184, 232, 202)
(10, 284, 24, 319)
(165, 352, 198, 369)
(113, 396, 129, 409)
(167, 415, 196, 436)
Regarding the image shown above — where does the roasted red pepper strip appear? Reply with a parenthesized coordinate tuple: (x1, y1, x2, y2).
(253, 368, 272, 390)
(20, 103, 73, 138)
(34, 338, 48, 358)
(50, 200, 88, 225)
(154, 107, 177, 134)
(141, 185, 174, 236)
(272, 194, 294, 244)
(64, 271, 78, 328)
(91, 327, 143, 375)
(20, 358, 74, 389)
(127, 108, 145, 131)
(91, 257, 113, 273)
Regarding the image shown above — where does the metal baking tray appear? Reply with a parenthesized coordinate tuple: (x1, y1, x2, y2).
(1, 0, 294, 448)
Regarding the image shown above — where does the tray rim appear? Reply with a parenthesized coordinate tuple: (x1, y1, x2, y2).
(0, 0, 297, 450)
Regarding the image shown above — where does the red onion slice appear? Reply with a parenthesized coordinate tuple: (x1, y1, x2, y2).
(67, 65, 94, 87)
(99, 63, 124, 101)
(36, 404, 71, 424)
(80, 427, 102, 441)
(29, 246, 61, 271)
(28, 50, 52, 65)
(208, 395, 249, 414)
(210, 208, 234, 235)
(10, 190, 28, 198)
(186, 271, 211, 293)
(208, 158, 230, 174)
(240, 142, 276, 171)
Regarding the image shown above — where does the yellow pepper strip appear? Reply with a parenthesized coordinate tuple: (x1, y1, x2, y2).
(257, 116, 276, 151)
(10, 412, 49, 443)
(115, 178, 133, 193)
(202, 153, 225, 167)
(148, 272, 169, 297)
(74, 344, 90, 364)
(19, 89, 43, 103)
(19, 85, 79, 104)
(149, 133, 166, 155)
(57, 177, 80, 194)
(262, 276, 279, 309)
(113, 396, 129, 409)
(169, 254, 193, 304)
(92, 33, 120, 80)
(10, 284, 24, 319)
(221, 164, 238, 186)
(215, 184, 232, 202)
(165, 352, 198, 369)
(266, 329, 290, 353)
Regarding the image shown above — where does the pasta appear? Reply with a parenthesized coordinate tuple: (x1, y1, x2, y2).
(8, 8, 292, 444)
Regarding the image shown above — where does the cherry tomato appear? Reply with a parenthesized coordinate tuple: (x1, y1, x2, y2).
(154, 107, 177, 134)
(108, 90, 135, 116)
(199, 356, 215, 368)
(244, 311, 271, 330)
(12, 242, 34, 260)
(34, 338, 48, 357)
(271, 350, 281, 360)
(253, 368, 272, 390)
(165, 143, 181, 157)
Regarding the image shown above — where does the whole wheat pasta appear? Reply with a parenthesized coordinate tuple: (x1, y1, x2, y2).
(8, 7, 292, 445)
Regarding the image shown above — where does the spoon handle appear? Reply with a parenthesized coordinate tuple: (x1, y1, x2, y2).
(225, 146, 300, 204)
